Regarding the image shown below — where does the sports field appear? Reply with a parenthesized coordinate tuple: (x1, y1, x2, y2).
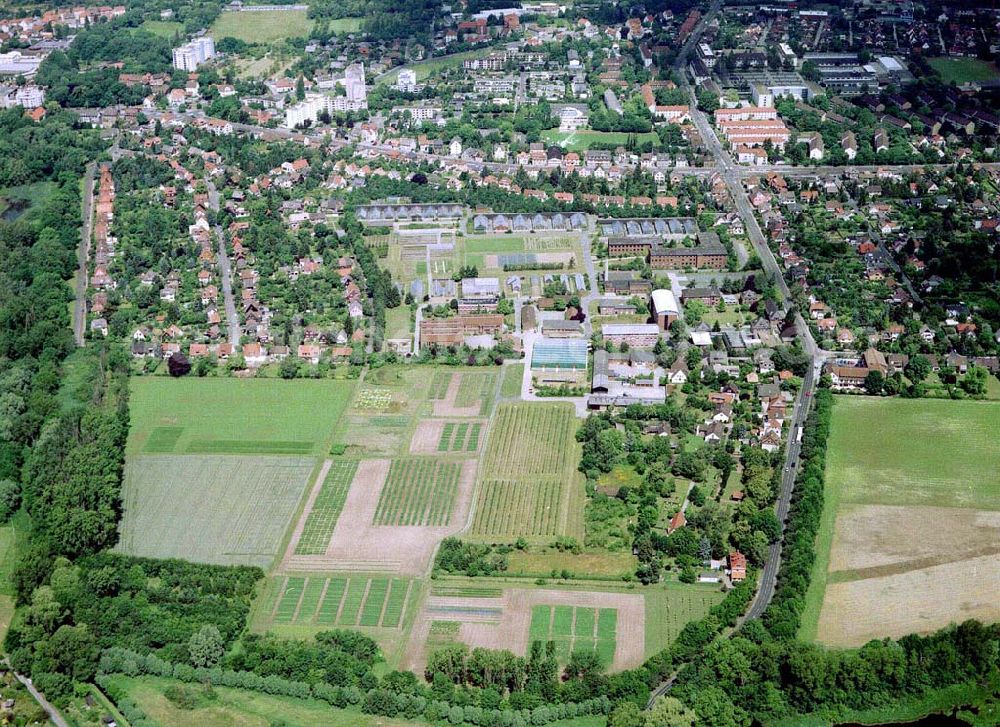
(469, 403, 585, 541)
(128, 378, 354, 456)
(928, 57, 1000, 84)
(210, 9, 314, 43)
(117, 455, 315, 568)
(540, 129, 660, 152)
(801, 397, 1000, 646)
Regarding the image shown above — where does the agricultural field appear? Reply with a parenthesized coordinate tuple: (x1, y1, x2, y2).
(210, 9, 314, 43)
(801, 397, 1000, 647)
(431, 371, 496, 417)
(469, 403, 584, 541)
(374, 459, 462, 526)
(528, 605, 618, 663)
(500, 363, 525, 399)
(117, 455, 315, 568)
(928, 56, 1000, 83)
(405, 585, 645, 674)
(265, 574, 413, 629)
(128, 377, 354, 457)
(294, 460, 359, 555)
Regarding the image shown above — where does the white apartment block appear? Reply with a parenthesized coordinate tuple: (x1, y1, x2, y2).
(172, 37, 216, 72)
(396, 68, 418, 92)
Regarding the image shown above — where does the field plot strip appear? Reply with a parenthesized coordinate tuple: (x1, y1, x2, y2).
(294, 460, 359, 555)
(117, 455, 315, 569)
(374, 459, 461, 527)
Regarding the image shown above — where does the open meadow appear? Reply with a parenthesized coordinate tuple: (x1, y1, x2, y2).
(928, 57, 1000, 84)
(801, 396, 1000, 646)
(210, 9, 314, 43)
(540, 129, 660, 151)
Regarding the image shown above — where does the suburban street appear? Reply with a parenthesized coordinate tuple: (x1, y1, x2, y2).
(206, 179, 241, 348)
(72, 161, 97, 347)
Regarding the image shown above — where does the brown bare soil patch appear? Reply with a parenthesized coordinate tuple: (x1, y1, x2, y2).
(405, 588, 644, 675)
(281, 458, 478, 577)
(409, 421, 446, 454)
(817, 553, 1000, 647)
(829, 504, 1000, 573)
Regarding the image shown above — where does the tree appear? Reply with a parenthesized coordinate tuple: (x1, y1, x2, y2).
(864, 370, 885, 395)
(296, 76, 305, 101)
(646, 696, 696, 726)
(189, 624, 224, 668)
(0, 478, 21, 522)
(904, 355, 931, 383)
(280, 356, 300, 379)
(608, 701, 643, 727)
(167, 352, 191, 377)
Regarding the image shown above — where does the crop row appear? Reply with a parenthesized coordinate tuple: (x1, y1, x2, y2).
(374, 459, 460, 526)
(482, 404, 573, 478)
(470, 478, 563, 537)
(295, 461, 359, 555)
(274, 576, 410, 629)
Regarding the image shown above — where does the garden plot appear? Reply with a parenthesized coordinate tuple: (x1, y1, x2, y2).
(117, 455, 315, 569)
(469, 403, 584, 541)
(268, 574, 413, 629)
(432, 372, 495, 417)
(405, 588, 644, 675)
(282, 458, 478, 576)
(409, 419, 486, 454)
(293, 460, 359, 555)
(374, 459, 462, 526)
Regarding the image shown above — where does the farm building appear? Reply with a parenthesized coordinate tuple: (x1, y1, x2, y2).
(649, 232, 727, 269)
(604, 270, 652, 295)
(531, 338, 589, 385)
(357, 202, 465, 222)
(420, 314, 504, 347)
(599, 217, 697, 238)
(602, 323, 661, 348)
(472, 212, 587, 233)
(652, 289, 679, 330)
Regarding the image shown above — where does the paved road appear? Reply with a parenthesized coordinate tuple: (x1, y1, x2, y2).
(10, 664, 69, 727)
(206, 179, 241, 348)
(72, 161, 97, 347)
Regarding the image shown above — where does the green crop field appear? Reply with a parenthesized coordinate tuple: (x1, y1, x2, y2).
(529, 605, 617, 663)
(819, 397, 1000, 510)
(642, 584, 725, 656)
(437, 421, 482, 452)
(295, 461, 359, 555)
(470, 403, 584, 540)
(456, 371, 495, 413)
(270, 575, 411, 629)
(210, 9, 314, 43)
(117, 455, 315, 568)
(373, 459, 461, 526)
(100, 675, 424, 727)
(429, 371, 452, 399)
(128, 377, 354, 456)
(928, 57, 1000, 84)
(464, 236, 527, 253)
(799, 396, 1000, 646)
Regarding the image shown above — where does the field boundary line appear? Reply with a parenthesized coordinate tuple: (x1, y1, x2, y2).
(270, 576, 288, 619)
(378, 580, 394, 626)
(396, 580, 415, 631)
(335, 578, 352, 624)
(290, 578, 308, 622)
(357, 579, 374, 625)
(313, 578, 331, 625)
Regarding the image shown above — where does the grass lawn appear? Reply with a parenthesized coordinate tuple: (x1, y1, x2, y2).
(210, 9, 314, 43)
(378, 48, 492, 84)
(643, 582, 724, 657)
(928, 56, 1000, 84)
(327, 17, 363, 33)
(506, 549, 637, 578)
(500, 363, 524, 398)
(463, 236, 527, 253)
(0, 180, 56, 223)
(127, 377, 355, 456)
(540, 129, 660, 152)
(597, 464, 644, 493)
(386, 305, 412, 340)
(799, 396, 1000, 643)
(139, 19, 183, 38)
(0, 511, 28, 643)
